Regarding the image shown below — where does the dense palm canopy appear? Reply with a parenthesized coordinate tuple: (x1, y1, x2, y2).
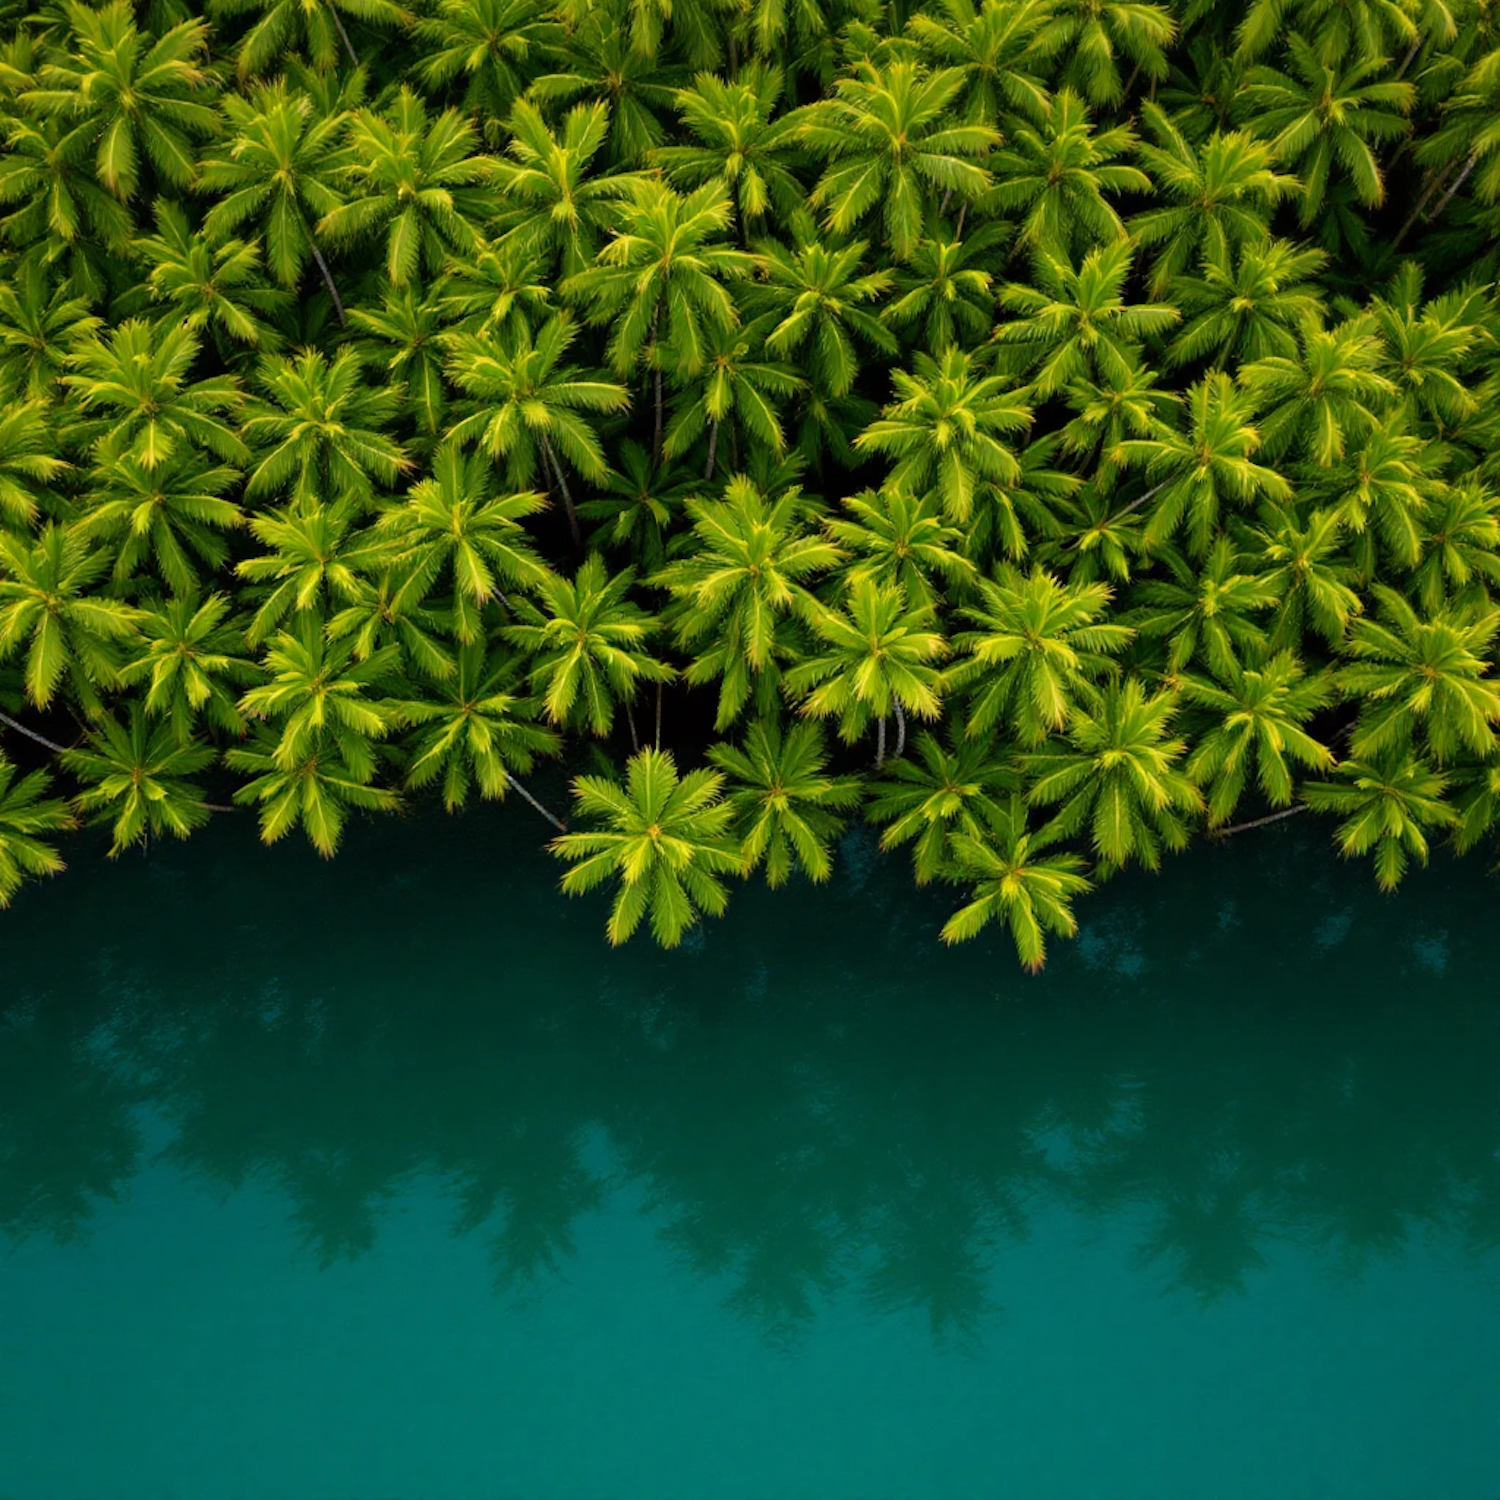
(5, 0, 1500, 964)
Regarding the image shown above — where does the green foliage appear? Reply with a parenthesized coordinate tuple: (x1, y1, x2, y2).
(5, 0, 1500, 952)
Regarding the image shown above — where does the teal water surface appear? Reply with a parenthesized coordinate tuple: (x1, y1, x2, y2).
(1, 804, 1498, 1500)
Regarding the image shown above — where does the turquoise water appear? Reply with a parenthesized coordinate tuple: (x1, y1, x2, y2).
(2, 801, 1498, 1499)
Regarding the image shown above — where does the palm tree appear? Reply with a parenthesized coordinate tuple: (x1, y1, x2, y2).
(906, 0, 1056, 126)
(243, 347, 408, 506)
(1110, 372, 1290, 555)
(1182, 652, 1334, 826)
(653, 474, 842, 729)
(134, 199, 290, 351)
(1126, 536, 1280, 679)
(1022, 676, 1203, 873)
(1047, 0, 1175, 106)
(854, 346, 1033, 525)
(1411, 480, 1500, 614)
(62, 703, 214, 855)
(577, 441, 695, 569)
(653, 66, 805, 230)
(433, 238, 552, 341)
(1337, 586, 1500, 763)
(503, 555, 674, 741)
(199, 79, 354, 316)
(982, 89, 1148, 256)
(0, 756, 73, 908)
(994, 240, 1180, 399)
(62, 320, 248, 471)
(1318, 423, 1441, 576)
(825, 485, 976, 609)
(1165, 238, 1328, 369)
(939, 796, 1092, 971)
(376, 443, 547, 642)
(72, 443, 244, 596)
(413, 0, 563, 127)
(442, 313, 630, 546)
(24, 3, 218, 203)
(226, 721, 399, 857)
(488, 100, 648, 278)
(880, 232, 997, 351)
(865, 723, 1015, 883)
(799, 60, 999, 260)
(1236, 35, 1414, 223)
(946, 564, 1131, 743)
(563, 180, 756, 456)
(1129, 104, 1298, 296)
(347, 285, 448, 438)
(706, 716, 863, 886)
(317, 89, 497, 288)
(551, 746, 742, 947)
(749, 237, 896, 397)
(1236, 311, 1397, 466)
(0, 525, 139, 716)
(0, 256, 103, 401)
(395, 639, 562, 816)
(210, 0, 409, 75)
(120, 592, 256, 743)
(1254, 501, 1365, 651)
(662, 316, 804, 480)
(0, 401, 69, 529)
(1301, 751, 1456, 890)
(783, 578, 948, 761)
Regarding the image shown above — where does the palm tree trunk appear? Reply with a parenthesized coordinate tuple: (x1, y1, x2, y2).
(1394, 159, 1461, 248)
(503, 771, 567, 832)
(704, 418, 719, 481)
(0, 711, 68, 755)
(654, 681, 662, 750)
(892, 698, 906, 759)
(954, 203, 967, 238)
(874, 714, 887, 769)
(540, 432, 583, 550)
(329, 3, 361, 68)
(307, 237, 347, 327)
(1425, 151, 1479, 227)
(623, 698, 640, 753)
(1394, 33, 1423, 79)
(1210, 804, 1307, 838)
(653, 365, 664, 469)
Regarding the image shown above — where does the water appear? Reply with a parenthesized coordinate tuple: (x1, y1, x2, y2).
(1, 799, 1498, 1499)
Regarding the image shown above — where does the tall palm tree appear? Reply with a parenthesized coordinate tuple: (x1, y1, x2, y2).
(865, 722, 1015, 883)
(825, 485, 976, 609)
(24, 3, 218, 203)
(1301, 751, 1456, 890)
(880, 232, 997, 351)
(0, 525, 139, 715)
(0, 401, 69, 529)
(1337, 586, 1500, 763)
(946, 564, 1131, 743)
(1129, 105, 1298, 296)
(994, 240, 1180, 399)
(1022, 676, 1203, 873)
(653, 66, 805, 230)
(121, 592, 256, 743)
(707, 716, 863, 886)
(1236, 35, 1414, 223)
(854, 346, 1033, 524)
(488, 100, 648, 278)
(982, 89, 1148, 256)
(1182, 652, 1334, 826)
(199, 79, 354, 316)
(62, 320, 248, 471)
(62, 703, 214, 855)
(551, 746, 742, 947)
(503, 555, 674, 740)
(376, 443, 547, 641)
(784, 578, 948, 760)
(653, 474, 843, 729)
(799, 61, 999, 260)
(413, 0, 563, 127)
(0, 756, 73, 908)
(1254, 501, 1365, 651)
(1047, 0, 1175, 106)
(442, 313, 630, 546)
(939, 796, 1092, 972)
(347, 285, 448, 438)
(317, 89, 497, 288)
(0, 256, 103, 401)
(243, 346, 408, 506)
(906, 0, 1056, 126)
(395, 639, 562, 815)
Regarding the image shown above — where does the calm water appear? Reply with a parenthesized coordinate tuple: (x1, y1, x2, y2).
(1, 795, 1498, 1500)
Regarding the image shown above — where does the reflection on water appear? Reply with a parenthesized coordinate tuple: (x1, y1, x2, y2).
(4, 805, 1498, 1354)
